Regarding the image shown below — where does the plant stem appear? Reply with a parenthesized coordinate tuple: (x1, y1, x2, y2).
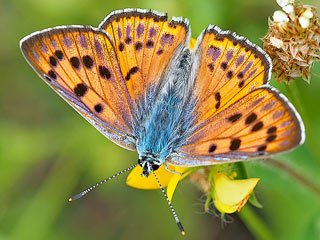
(266, 158, 320, 196)
(238, 205, 274, 240)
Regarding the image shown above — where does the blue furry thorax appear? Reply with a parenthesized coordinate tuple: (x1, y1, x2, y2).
(135, 48, 195, 163)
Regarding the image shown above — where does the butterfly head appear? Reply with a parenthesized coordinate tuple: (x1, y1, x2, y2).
(138, 155, 162, 177)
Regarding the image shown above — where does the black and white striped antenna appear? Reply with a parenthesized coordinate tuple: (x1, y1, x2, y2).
(152, 171, 186, 236)
(68, 163, 139, 202)
(68, 163, 185, 235)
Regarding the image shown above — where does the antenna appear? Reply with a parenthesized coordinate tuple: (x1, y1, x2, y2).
(69, 163, 139, 202)
(152, 171, 186, 236)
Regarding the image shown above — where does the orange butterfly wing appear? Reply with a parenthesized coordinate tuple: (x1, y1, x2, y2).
(99, 9, 190, 109)
(168, 26, 304, 166)
(170, 87, 304, 166)
(20, 26, 137, 150)
(20, 10, 190, 151)
(191, 26, 271, 123)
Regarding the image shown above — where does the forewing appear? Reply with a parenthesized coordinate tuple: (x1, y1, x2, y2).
(99, 9, 190, 112)
(169, 87, 305, 166)
(190, 25, 271, 124)
(20, 26, 136, 150)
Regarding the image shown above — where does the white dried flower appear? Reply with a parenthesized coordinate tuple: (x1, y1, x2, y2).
(299, 16, 310, 28)
(283, 4, 294, 14)
(301, 8, 313, 19)
(270, 37, 284, 48)
(273, 10, 289, 23)
(263, 1, 320, 83)
(276, 0, 294, 8)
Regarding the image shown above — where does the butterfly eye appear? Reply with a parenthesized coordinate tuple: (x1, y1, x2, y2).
(152, 164, 160, 171)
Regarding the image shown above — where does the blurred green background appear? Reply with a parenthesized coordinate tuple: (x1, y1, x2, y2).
(1, 0, 320, 239)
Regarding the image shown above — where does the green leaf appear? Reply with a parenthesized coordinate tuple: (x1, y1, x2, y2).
(249, 192, 263, 208)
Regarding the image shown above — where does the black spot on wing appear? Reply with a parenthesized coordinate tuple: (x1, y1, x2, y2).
(135, 42, 143, 50)
(49, 56, 57, 67)
(156, 49, 164, 55)
(228, 113, 242, 123)
(221, 62, 227, 70)
(99, 66, 111, 79)
(125, 37, 132, 44)
(227, 70, 233, 79)
(208, 63, 214, 72)
(245, 113, 257, 124)
(125, 66, 139, 81)
(257, 145, 267, 152)
(48, 70, 57, 80)
(266, 134, 277, 142)
(267, 126, 277, 134)
(94, 103, 103, 113)
(55, 50, 64, 60)
(215, 101, 220, 109)
(230, 138, 241, 151)
(215, 92, 221, 109)
(146, 40, 154, 48)
(70, 57, 80, 69)
(252, 121, 263, 132)
(82, 55, 94, 69)
(215, 92, 221, 102)
(209, 144, 217, 153)
(74, 83, 87, 97)
(118, 42, 124, 51)
(237, 72, 244, 79)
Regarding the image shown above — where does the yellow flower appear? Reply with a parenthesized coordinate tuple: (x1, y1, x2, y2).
(213, 170, 260, 214)
(126, 164, 189, 201)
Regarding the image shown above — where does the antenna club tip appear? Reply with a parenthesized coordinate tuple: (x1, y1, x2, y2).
(177, 222, 185, 235)
(68, 197, 73, 202)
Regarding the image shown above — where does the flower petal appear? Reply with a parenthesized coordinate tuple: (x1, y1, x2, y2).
(126, 164, 174, 189)
(214, 198, 239, 214)
(214, 172, 259, 206)
(213, 172, 259, 213)
(167, 167, 190, 201)
(299, 16, 310, 28)
(167, 174, 181, 201)
(273, 10, 289, 23)
(270, 37, 284, 49)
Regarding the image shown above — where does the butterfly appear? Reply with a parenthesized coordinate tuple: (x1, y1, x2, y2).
(20, 8, 305, 234)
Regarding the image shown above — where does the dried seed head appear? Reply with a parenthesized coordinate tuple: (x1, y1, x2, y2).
(270, 37, 284, 48)
(262, 0, 320, 83)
